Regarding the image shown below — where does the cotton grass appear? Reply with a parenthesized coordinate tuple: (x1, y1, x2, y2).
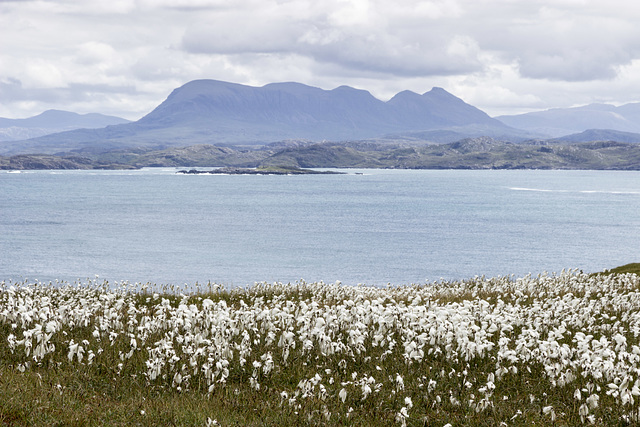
(2, 270, 640, 425)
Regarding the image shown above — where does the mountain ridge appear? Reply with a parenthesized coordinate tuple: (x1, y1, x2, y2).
(0, 110, 130, 142)
(0, 79, 515, 155)
(496, 103, 640, 137)
(6, 79, 640, 156)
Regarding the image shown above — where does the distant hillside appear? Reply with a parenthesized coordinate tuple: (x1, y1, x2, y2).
(4, 138, 640, 171)
(0, 110, 130, 142)
(382, 124, 535, 143)
(496, 103, 640, 137)
(0, 80, 518, 155)
(552, 129, 640, 143)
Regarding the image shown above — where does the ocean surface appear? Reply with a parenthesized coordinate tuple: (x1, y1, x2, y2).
(1, 168, 639, 287)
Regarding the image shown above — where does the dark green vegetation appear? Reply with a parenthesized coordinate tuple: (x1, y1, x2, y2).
(601, 263, 640, 276)
(3, 137, 640, 170)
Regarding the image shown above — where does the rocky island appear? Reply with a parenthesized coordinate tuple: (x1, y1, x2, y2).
(176, 165, 345, 175)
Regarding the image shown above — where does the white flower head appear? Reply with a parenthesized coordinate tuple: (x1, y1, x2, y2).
(339, 388, 347, 403)
(404, 396, 413, 409)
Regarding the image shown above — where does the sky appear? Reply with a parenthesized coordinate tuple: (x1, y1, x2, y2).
(2, 0, 640, 121)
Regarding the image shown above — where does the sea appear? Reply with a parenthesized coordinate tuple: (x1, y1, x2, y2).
(1, 168, 639, 287)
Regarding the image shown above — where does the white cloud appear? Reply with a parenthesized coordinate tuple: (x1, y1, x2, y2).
(22, 61, 66, 89)
(180, 0, 483, 77)
(2, 0, 640, 120)
(76, 42, 118, 65)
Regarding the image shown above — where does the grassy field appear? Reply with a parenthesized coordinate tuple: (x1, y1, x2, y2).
(2, 267, 640, 426)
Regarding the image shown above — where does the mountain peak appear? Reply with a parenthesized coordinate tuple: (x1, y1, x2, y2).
(332, 85, 357, 91)
(388, 90, 422, 102)
(331, 85, 373, 95)
(428, 86, 449, 93)
(167, 79, 247, 99)
(423, 87, 460, 100)
(37, 109, 80, 118)
(263, 81, 322, 92)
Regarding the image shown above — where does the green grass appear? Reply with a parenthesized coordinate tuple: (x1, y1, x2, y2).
(0, 348, 569, 426)
(0, 366, 282, 426)
(600, 262, 640, 276)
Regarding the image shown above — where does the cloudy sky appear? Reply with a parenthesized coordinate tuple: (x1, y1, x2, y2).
(2, 0, 640, 120)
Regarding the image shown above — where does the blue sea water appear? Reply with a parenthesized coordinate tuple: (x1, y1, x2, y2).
(1, 168, 639, 287)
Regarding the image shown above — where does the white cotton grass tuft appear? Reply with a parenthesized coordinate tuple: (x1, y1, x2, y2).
(2, 270, 640, 424)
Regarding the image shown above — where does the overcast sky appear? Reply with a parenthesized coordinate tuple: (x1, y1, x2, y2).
(2, 0, 640, 120)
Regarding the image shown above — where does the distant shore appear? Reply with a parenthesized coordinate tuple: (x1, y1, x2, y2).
(4, 138, 640, 171)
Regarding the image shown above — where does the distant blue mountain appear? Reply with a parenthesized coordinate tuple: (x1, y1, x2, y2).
(0, 110, 130, 142)
(496, 103, 640, 137)
(136, 80, 512, 140)
(1, 80, 516, 155)
(552, 128, 640, 143)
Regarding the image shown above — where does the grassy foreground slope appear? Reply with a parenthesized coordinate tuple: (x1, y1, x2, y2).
(2, 268, 640, 426)
(601, 263, 640, 276)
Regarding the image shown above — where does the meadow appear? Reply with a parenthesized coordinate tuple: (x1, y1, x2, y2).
(2, 267, 640, 425)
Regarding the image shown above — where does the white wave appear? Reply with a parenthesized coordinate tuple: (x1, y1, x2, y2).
(579, 190, 640, 195)
(509, 187, 563, 192)
(510, 187, 640, 195)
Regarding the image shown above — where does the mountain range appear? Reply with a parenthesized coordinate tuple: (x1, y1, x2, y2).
(497, 103, 640, 137)
(3, 79, 640, 157)
(0, 110, 130, 143)
(0, 80, 528, 155)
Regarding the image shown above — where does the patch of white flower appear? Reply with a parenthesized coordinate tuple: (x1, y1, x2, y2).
(2, 270, 640, 423)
